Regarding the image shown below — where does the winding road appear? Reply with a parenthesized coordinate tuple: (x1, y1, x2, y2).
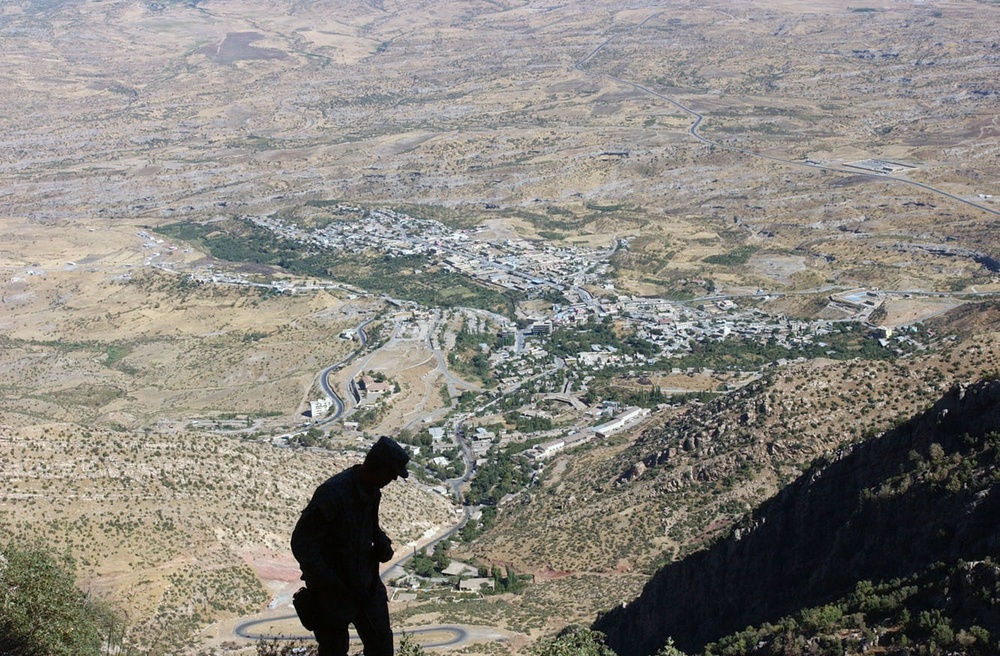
(235, 620, 470, 647)
(235, 307, 481, 647)
(313, 317, 376, 424)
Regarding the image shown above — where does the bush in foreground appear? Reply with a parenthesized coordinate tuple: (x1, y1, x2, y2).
(0, 541, 128, 656)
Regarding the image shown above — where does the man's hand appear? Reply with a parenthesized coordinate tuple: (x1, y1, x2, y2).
(375, 530, 394, 563)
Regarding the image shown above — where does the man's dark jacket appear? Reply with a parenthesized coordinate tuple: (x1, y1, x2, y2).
(291, 466, 393, 621)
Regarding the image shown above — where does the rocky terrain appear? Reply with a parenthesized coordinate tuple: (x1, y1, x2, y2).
(594, 377, 1000, 655)
(464, 304, 1000, 573)
(0, 421, 458, 654)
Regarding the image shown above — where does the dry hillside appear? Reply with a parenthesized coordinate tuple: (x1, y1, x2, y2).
(0, 423, 457, 654)
(459, 304, 1000, 625)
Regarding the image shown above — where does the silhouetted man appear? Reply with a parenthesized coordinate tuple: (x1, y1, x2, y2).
(291, 435, 410, 656)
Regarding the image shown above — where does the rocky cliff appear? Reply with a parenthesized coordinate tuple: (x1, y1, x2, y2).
(593, 379, 1000, 655)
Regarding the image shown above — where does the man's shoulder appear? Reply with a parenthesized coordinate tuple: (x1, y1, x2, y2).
(324, 466, 355, 486)
(313, 467, 357, 501)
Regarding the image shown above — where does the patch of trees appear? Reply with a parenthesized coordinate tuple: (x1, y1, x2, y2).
(669, 324, 901, 373)
(505, 411, 553, 433)
(407, 541, 452, 578)
(532, 626, 617, 656)
(0, 541, 131, 656)
(155, 219, 521, 317)
(353, 403, 388, 430)
(704, 566, 998, 656)
(498, 387, 535, 412)
(291, 427, 325, 448)
(395, 427, 435, 449)
(459, 507, 496, 542)
(583, 384, 669, 408)
(466, 449, 535, 506)
(667, 390, 719, 405)
(702, 246, 759, 267)
(545, 318, 658, 359)
(448, 350, 492, 380)
(487, 564, 531, 594)
(449, 320, 505, 382)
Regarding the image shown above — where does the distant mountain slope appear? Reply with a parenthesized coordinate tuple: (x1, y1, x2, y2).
(593, 379, 1000, 655)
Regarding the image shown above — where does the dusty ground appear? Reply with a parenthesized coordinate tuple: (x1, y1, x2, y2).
(0, 420, 458, 651)
(0, 237, 363, 430)
(2, 0, 997, 297)
(881, 297, 965, 328)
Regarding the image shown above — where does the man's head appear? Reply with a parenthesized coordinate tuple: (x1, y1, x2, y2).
(362, 435, 410, 487)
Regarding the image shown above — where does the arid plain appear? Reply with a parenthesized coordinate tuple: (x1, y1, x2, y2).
(2, 0, 1000, 653)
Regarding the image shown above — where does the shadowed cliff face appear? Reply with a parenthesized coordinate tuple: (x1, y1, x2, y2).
(594, 380, 1000, 656)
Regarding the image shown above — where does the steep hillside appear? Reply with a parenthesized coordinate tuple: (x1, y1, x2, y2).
(0, 424, 457, 654)
(593, 379, 1000, 655)
(463, 318, 1000, 576)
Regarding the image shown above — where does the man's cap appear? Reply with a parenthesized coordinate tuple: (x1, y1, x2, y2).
(366, 435, 409, 478)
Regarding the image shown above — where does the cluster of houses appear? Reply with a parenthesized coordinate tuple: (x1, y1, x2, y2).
(177, 211, 914, 377)
(164, 210, 927, 462)
(243, 208, 609, 300)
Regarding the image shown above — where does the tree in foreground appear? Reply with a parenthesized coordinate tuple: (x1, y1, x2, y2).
(532, 626, 619, 656)
(0, 541, 127, 656)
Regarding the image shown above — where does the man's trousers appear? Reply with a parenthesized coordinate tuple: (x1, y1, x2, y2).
(312, 582, 393, 656)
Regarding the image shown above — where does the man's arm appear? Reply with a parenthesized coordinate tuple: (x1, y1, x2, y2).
(291, 502, 352, 595)
(374, 527, 394, 563)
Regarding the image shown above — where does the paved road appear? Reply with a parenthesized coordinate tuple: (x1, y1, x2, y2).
(235, 618, 469, 647)
(312, 317, 376, 425)
(685, 286, 1000, 305)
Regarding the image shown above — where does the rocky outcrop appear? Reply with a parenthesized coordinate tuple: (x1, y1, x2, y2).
(594, 380, 1000, 655)
(614, 380, 774, 486)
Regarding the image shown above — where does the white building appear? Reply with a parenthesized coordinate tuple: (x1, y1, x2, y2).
(529, 439, 566, 460)
(310, 397, 333, 419)
(594, 406, 650, 438)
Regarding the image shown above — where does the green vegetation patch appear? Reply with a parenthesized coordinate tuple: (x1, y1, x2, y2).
(702, 246, 759, 267)
(466, 446, 535, 506)
(705, 564, 999, 656)
(447, 320, 512, 384)
(13, 337, 140, 375)
(1, 541, 129, 656)
(585, 202, 631, 213)
(610, 245, 677, 280)
(544, 319, 659, 360)
(303, 199, 342, 208)
(49, 383, 126, 408)
(582, 383, 672, 409)
(386, 203, 479, 230)
(669, 322, 908, 372)
(502, 207, 587, 233)
(155, 219, 521, 316)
